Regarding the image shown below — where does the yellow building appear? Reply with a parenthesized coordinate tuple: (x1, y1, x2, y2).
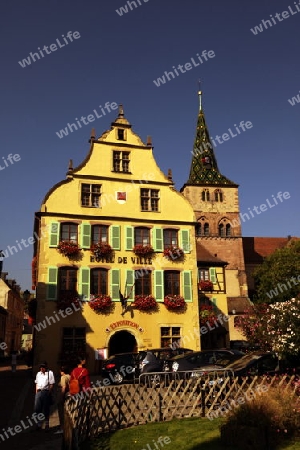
(33, 106, 201, 372)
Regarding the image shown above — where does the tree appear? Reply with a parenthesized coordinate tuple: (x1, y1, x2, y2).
(253, 240, 300, 303)
(235, 297, 300, 358)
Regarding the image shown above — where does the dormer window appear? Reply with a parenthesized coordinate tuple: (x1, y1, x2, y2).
(117, 128, 125, 141)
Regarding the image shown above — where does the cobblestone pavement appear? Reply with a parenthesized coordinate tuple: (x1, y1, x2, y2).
(0, 362, 62, 450)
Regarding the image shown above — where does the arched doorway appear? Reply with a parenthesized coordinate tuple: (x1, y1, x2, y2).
(108, 330, 137, 356)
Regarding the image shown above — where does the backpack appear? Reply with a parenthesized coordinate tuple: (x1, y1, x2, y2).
(69, 369, 84, 395)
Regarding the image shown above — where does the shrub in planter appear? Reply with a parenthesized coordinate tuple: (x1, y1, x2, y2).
(91, 242, 113, 258)
(199, 280, 213, 291)
(164, 294, 186, 310)
(133, 244, 154, 256)
(89, 294, 112, 312)
(57, 241, 81, 257)
(163, 247, 184, 260)
(132, 295, 157, 311)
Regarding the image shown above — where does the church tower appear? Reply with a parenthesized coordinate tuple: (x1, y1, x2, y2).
(181, 91, 248, 314)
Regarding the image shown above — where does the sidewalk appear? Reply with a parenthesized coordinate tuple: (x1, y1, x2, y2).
(0, 362, 63, 450)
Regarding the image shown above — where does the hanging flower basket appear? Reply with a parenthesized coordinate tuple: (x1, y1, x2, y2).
(89, 294, 112, 312)
(57, 241, 81, 257)
(199, 305, 218, 326)
(133, 244, 154, 256)
(199, 280, 213, 291)
(163, 247, 184, 261)
(164, 294, 186, 310)
(132, 295, 157, 311)
(57, 291, 82, 311)
(91, 242, 112, 258)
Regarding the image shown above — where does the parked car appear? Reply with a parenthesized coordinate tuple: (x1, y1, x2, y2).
(224, 351, 280, 376)
(101, 352, 142, 384)
(168, 349, 245, 374)
(139, 347, 194, 373)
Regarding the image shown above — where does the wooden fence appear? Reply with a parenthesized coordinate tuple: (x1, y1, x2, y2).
(62, 371, 300, 450)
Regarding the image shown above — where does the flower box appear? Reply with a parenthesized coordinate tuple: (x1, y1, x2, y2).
(91, 242, 112, 258)
(163, 247, 184, 260)
(164, 295, 186, 310)
(133, 295, 157, 311)
(57, 241, 81, 257)
(89, 294, 112, 312)
(199, 280, 213, 291)
(133, 244, 154, 256)
(57, 291, 81, 311)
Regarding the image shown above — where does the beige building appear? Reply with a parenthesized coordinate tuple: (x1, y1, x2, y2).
(33, 106, 201, 373)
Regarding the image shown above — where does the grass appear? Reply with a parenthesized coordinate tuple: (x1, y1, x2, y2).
(80, 417, 300, 450)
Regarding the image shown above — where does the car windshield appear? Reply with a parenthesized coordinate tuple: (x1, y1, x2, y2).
(226, 352, 274, 370)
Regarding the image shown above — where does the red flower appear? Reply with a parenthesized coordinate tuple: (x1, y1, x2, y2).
(133, 244, 154, 256)
(89, 294, 112, 311)
(163, 247, 184, 260)
(164, 295, 186, 309)
(57, 241, 80, 257)
(91, 242, 112, 258)
(57, 291, 81, 311)
(199, 305, 218, 326)
(199, 280, 213, 291)
(133, 295, 157, 311)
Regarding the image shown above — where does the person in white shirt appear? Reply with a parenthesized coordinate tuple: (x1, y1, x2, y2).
(34, 361, 55, 431)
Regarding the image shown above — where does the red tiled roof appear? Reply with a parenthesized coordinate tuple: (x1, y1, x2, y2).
(242, 237, 299, 264)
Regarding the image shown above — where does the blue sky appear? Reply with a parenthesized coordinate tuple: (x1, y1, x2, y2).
(0, 0, 299, 290)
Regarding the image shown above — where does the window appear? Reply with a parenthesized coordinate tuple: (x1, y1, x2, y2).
(201, 189, 210, 201)
(141, 189, 159, 211)
(204, 223, 209, 236)
(215, 189, 223, 202)
(219, 220, 231, 237)
(226, 224, 231, 237)
(199, 268, 209, 281)
(134, 227, 150, 245)
(92, 225, 108, 245)
(161, 326, 181, 347)
(62, 327, 86, 359)
(113, 151, 130, 172)
(135, 270, 151, 296)
(91, 269, 108, 295)
(163, 229, 178, 249)
(117, 129, 125, 140)
(59, 268, 77, 293)
(164, 271, 180, 296)
(61, 223, 78, 243)
(81, 184, 101, 207)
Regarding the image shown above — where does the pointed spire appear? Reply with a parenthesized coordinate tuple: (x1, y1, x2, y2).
(146, 135, 152, 147)
(186, 91, 236, 186)
(66, 159, 74, 178)
(118, 104, 124, 118)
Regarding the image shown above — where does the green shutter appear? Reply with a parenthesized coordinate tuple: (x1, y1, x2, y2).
(79, 267, 90, 301)
(180, 229, 190, 253)
(153, 227, 163, 252)
(110, 225, 120, 250)
(47, 267, 58, 300)
(49, 222, 60, 247)
(111, 269, 120, 301)
(125, 226, 134, 251)
(80, 223, 91, 249)
(182, 270, 192, 302)
(211, 297, 217, 309)
(154, 270, 164, 301)
(125, 270, 135, 300)
(209, 268, 216, 284)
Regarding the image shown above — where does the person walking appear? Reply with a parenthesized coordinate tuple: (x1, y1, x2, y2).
(55, 365, 70, 434)
(70, 357, 91, 394)
(34, 361, 55, 431)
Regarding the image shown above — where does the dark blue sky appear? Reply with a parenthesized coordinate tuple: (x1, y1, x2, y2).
(1, 0, 299, 290)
